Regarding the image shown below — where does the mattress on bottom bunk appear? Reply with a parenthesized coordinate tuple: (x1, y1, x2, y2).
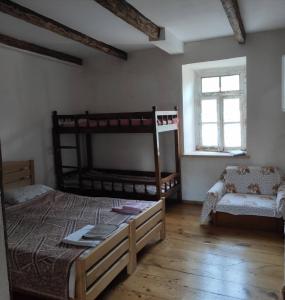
(5, 191, 155, 300)
(63, 170, 178, 195)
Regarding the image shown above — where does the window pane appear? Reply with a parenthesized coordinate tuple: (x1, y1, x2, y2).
(224, 123, 241, 148)
(221, 75, 240, 91)
(202, 124, 218, 147)
(201, 99, 217, 122)
(202, 77, 220, 93)
(223, 98, 240, 122)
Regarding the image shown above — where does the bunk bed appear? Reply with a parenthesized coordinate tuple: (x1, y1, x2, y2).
(52, 106, 181, 201)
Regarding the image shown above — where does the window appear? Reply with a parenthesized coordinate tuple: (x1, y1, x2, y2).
(195, 67, 246, 152)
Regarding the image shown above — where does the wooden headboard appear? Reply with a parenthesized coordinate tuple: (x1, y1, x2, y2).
(2, 160, 34, 190)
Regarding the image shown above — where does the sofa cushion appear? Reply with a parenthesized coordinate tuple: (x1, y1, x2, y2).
(223, 166, 281, 195)
(216, 193, 276, 217)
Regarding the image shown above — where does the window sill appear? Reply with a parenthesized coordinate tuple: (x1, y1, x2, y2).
(183, 151, 250, 158)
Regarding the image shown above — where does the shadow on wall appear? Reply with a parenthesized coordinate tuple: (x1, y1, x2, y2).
(0, 116, 55, 186)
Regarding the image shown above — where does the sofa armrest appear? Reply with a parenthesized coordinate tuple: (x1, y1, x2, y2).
(207, 180, 226, 203)
(201, 181, 225, 224)
(276, 184, 285, 218)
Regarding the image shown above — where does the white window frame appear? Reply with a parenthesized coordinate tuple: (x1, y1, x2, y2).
(195, 66, 247, 152)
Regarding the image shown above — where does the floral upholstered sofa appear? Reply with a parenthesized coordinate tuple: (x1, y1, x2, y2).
(201, 166, 285, 224)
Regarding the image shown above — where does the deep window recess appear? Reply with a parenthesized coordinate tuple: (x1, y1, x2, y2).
(195, 67, 246, 152)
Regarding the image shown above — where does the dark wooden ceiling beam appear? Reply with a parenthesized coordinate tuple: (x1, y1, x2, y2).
(0, 32, 83, 65)
(220, 0, 246, 44)
(95, 0, 161, 41)
(0, 0, 127, 60)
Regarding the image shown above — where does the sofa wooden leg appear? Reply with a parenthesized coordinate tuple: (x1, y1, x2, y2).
(210, 213, 216, 225)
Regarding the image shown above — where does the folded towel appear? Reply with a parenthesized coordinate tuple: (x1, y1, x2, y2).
(123, 203, 149, 211)
(112, 202, 151, 215)
(112, 207, 141, 215)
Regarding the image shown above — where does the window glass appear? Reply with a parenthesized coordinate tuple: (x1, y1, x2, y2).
(223, 98, 240, 122)
(201, 99, 217, 122)
(224, 123, 241, 147)
(202, 124, 218, 146)
(196, 67, 245, 151)
(202, 77, 220, 93)
(221, 75, 240, 91)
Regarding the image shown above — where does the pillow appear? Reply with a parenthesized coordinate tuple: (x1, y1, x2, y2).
(4, 184, 54, 205)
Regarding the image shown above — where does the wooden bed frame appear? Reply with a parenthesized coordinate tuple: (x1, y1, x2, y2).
(52, 106, 182, 202)
(2, 160, 165, 300)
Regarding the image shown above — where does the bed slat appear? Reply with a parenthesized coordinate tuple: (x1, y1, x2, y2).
(136, 222, 162, 253)
(86, 253, 129, 300)
(86, 239, 129, 288)
(136, 211, 162, 242)
(83, 225, 129, 271)
(135, 200, 162, 228)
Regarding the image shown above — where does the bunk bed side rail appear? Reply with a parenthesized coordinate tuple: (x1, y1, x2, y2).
(54, 111, 154, 120)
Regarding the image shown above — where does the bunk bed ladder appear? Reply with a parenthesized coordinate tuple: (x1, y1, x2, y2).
(52, 111, 83, 191)
(52, 112, 64, 189)
(85, 111, 93, 169)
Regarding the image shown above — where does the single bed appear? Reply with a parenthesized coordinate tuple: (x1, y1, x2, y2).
(3, 160, 165, 300)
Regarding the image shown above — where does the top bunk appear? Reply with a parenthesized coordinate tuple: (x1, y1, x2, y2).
(52, 106, 179, 134)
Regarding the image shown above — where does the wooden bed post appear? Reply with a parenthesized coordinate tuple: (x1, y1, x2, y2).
(152, 106, 162, 201)
(160, 198, 166, 240)
(127, 219, 137, 274)
(85, 111, 93, 169)
(75, 259, 86, 300)
(0, 142, 13, 299)
(52, 111, 63, 189)
(174, 106, 182, 202)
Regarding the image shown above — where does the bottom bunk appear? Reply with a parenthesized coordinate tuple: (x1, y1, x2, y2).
(61, 168, 181, 201)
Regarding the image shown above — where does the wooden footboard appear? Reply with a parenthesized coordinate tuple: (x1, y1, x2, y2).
(74, 199, 165, 300)
(127, 198, 166, 274)
(75, 224, 130, 300)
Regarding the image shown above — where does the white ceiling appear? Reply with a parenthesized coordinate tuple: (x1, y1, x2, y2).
(0, 0, 285, 59)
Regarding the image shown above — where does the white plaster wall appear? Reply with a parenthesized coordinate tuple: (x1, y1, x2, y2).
(0, 46, 90, 187)
(0, 205, 10, 300)
(84, 29, 285, 201)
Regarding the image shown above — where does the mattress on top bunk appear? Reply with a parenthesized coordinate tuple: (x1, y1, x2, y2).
(58, 117, 178, 128)
(5, 190, 155, 300)
(63, 170, 178, 194)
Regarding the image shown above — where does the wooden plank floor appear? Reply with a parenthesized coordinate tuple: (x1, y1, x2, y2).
(14, 204, 284, 300)
(99, 203, 284, 300)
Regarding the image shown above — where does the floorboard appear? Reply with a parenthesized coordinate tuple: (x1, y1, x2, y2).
(14, 204, 284, 300)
